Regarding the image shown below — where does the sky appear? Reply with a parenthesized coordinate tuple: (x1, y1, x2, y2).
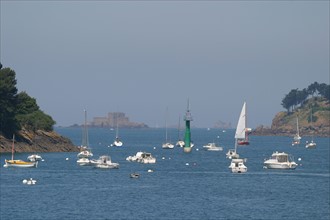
(0, 1, 329, 128)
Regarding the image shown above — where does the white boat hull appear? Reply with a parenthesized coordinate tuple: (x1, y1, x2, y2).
(263, 162, 297, 170)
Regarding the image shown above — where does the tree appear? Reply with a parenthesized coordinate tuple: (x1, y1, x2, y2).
(0, 68, 19, 137)
(307, 82, 319, 97)
(317, 83, 330, 100)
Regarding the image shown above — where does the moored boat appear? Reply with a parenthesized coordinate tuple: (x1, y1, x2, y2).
(228, 159, 247, 173)
(263, 151, 297, 169)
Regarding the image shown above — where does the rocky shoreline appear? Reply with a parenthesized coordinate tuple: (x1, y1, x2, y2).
(0, 129, 79, 153)
(251, 125, 329, 137)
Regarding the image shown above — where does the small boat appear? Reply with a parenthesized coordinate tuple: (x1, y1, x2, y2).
(229, 159, 247, 173)
(176, 140, 185, 148)
(77, 110, 93, 159)
(291, 116, 301, 146)
(305, 140, 316, 149)
(126, 151, 144, 162)
(76, 157, 91, 166)
(4, 135, 38, 168)
(203, 143, 223, 151)
(90, 155, 119, 169)
(111, 122, 123, 147)
(27, 154, 43, 162)
(130, 173, 140, 178)
(138, 152, 156, 164)
(22, 178, 37, 185)
(263, 151, 298, 169)
(162, 108, 174, 149)
(305, 108, 317, 149)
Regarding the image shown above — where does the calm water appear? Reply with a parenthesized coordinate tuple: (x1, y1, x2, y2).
(1, 127, 329, 220)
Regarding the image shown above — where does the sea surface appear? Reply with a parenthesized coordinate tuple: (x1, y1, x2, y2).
(0, 127, 329, 220)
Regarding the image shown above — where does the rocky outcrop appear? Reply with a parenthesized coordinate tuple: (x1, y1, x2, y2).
(0, 129, 79, 153)
(252, 98, 329, 137)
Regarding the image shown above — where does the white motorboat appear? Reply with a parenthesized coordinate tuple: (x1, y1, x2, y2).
(229, 159, 247, 173)
(138, 152, 156, 164)
(126, 151, 144, 162)
(22, 178, 37, 185)
(162, 142, 174, 149)
(77, 149, 93, 158)
(27, 154, 43, 162)
(263, 151, 298, 169)
(76, 157, 91, 166)
(90, 155, 119, 169)
(176, 140, 185, 148)
(305, 140, 317, 149)
(111, 137, 123, 147)
(203, 143, 223, 151)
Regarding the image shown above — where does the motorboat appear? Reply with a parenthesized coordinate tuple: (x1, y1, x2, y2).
(77, 149, 93, 158)
(126, 151, 144, 162)
(305, 140, 316, 149)
(203, 143, 223, 151)
(90, 155, 119, 169)
(27, 154, 43, 162)
(226, 149, 239, 159)
(22, 178, 37, 185)
(162, 142, 174, 149)
(3, 134, 38, 168)
(138, 152, 156, 164)
(130, 173, 140, 178)
(76, 157, 91, 166)
(176, 140, 185, 148)
(229, 159, 247, 173)
(263, 151, 298, 169)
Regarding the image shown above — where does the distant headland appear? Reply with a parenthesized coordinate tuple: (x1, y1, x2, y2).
(71, 112, 148, 128)
(252, 82, 329, 137)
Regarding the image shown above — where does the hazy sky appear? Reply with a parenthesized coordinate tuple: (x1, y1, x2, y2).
(1, 1, 329, 128)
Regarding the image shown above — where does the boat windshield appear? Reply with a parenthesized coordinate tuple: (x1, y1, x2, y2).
(277, 155, 288, 162)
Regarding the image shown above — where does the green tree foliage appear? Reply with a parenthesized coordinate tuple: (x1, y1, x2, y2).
(0, 68, 19, 137)
(0, 67, 55, 137)
(282, 82, 330, 113)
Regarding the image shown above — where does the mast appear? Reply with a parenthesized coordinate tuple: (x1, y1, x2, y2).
(82, 109, 89, 147)
(184, 99, 193, 153)
(11, 134, 15, 160)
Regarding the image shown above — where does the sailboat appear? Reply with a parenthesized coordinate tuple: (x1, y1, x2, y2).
(306, 108, 316, 149)
(162, 108, 174, 149)
(291, 116, 301, 146)
(111, 122, 123, 147)
(77, 110, 93, 164)
(237, 102, 249, 145)
(226, 102, 247, 159)
(4, 134, 38, 168)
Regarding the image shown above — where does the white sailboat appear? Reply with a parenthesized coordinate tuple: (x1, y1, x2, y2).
(306, 108, 317, 149)
(237, 102, 250, 145)
(162, 108, 174, 149)
(77, 110, 93, 164)
(111, 122, 123, 147)
(176, 115, 184, 148)
(226, 102, 247, 159)
(292, 116, 301, 146)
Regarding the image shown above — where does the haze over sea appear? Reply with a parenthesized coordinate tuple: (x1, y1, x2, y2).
(0, 127, 329, 219)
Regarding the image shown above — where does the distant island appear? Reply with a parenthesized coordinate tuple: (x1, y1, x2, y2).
(0, 64, 78, 153)
(87, 112, 148, 128)
(253, 82, 329, 137)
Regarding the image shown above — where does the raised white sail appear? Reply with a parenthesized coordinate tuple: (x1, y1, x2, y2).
(235, 102, 246, 140)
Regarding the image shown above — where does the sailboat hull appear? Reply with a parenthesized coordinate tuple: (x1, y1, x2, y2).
(4, 160, 38, 168)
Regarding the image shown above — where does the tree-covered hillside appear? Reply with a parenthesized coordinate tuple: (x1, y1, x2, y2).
(0, 64, 55, 138)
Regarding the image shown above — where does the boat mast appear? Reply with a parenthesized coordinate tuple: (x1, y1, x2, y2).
(11, 134, 15, 160)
